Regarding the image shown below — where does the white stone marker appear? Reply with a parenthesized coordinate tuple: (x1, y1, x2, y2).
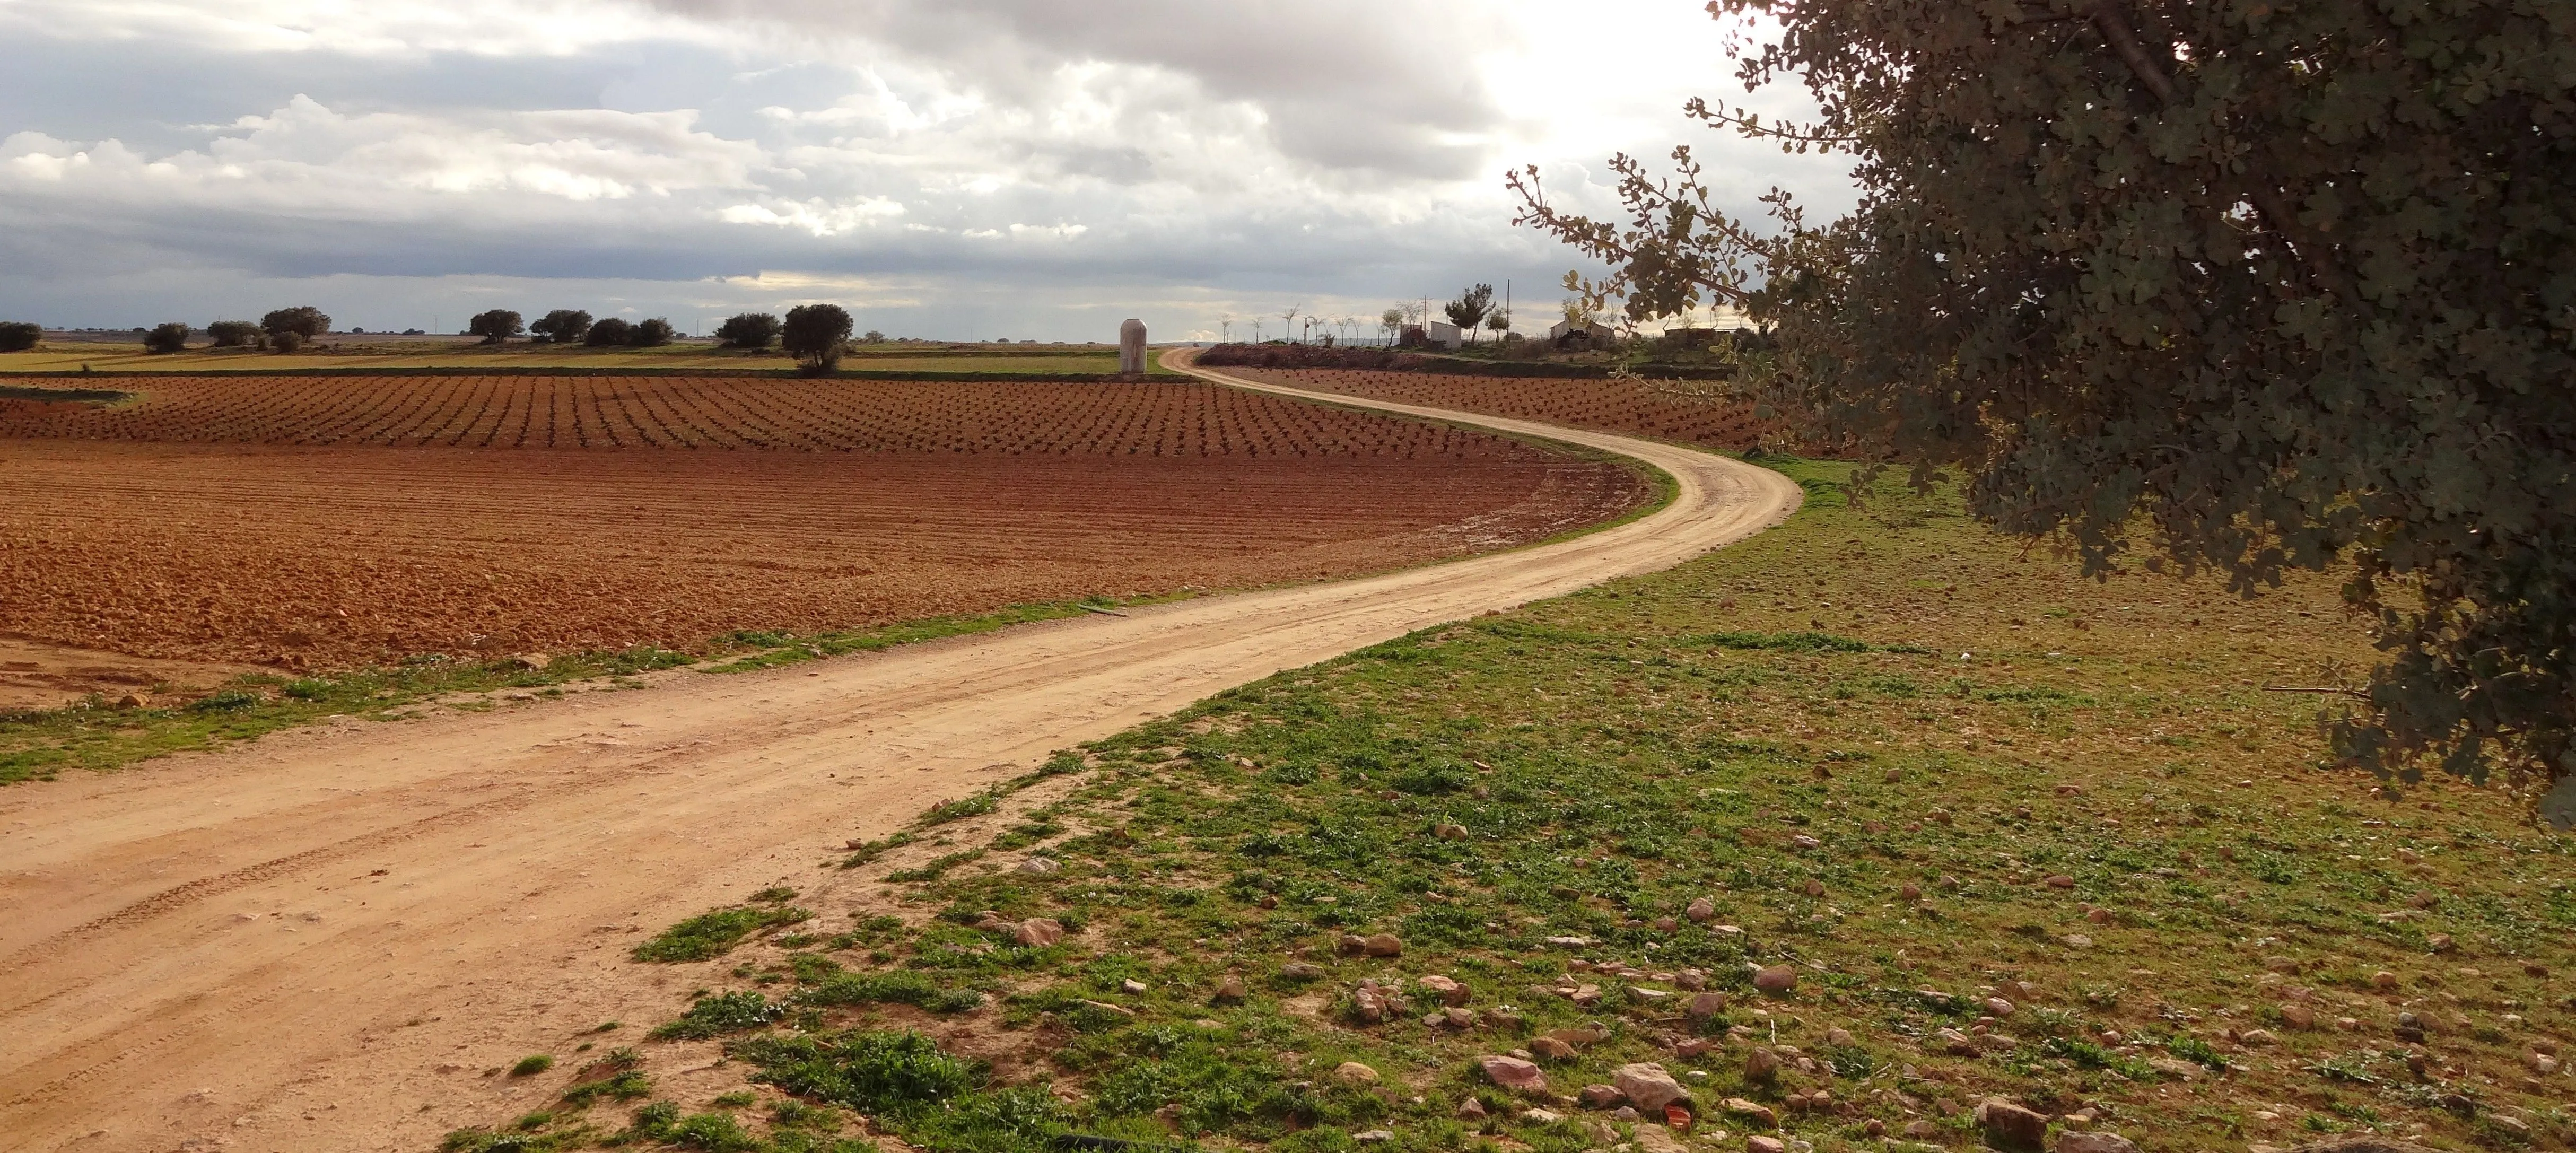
(1119, 318, 1147, 375)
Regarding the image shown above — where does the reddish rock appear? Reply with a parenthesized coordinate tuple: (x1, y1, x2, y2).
(1012, 918, 1065, 947)
(1723, 1098, 1778, 1128)
(1976, 1098, 2050, 1151)
(2055, 1133, 2138, 1153)
(1364, 933, 1403, 957)
(1686, 897, 1716, 922)
(1579, 1084, 1625, 1108)
(2045, 875, 2076, 889)
(1743, 1047, 1780, 1081)
(1529, 1036, 1577, 1060)
(1612, 1063, 1687, 1113)
(1685, 991, 1728, 1019)
(1747, 1138, 1786, 1153)
(1480, 1055, 1549, 1095)
(1753, 965, 1798, 994)
(1418, 975, 1470, 1005)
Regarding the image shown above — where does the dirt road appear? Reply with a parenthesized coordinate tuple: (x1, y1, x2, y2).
(0, 352, 1801, 1152)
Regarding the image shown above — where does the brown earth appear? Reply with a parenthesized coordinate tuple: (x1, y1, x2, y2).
(1217, 366, 1784, 451)
(0, 355, 1804, 1151)
(0, 635, 267, 712)
(0, 378, 1651, 673)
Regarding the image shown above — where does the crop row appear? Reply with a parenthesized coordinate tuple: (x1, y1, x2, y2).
(0, 376, 1547, 458)
(1229, 369, 1783, 451)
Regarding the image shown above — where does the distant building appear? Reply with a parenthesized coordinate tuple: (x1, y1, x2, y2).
(1548, 319, 1614, 346)
(1425, 322, 1464, 351)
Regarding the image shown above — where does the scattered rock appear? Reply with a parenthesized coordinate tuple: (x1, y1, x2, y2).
(1530, 1036, 1578, 1060)
(1337, 934, 1369, 956)
(1629, 986, 1672, 1002)
(1334, 1062, 1381, 1085)
(1419, 975, 1470, 1005)
(1257, 895, 1279, 909)
(1748, 1139, 1786, 1153)
(2527, 1052, 2560, 1075)
(1280, 963, 1323, 981)
(2395, 848, 2422, 864)
(1903, 1120, 1940, 1139)
(1676, 968, 1708, 991)
(1653, 916, 1679, 932)
(1351, 1131, 1393, 1143)
(1673, 1038, 1713, 1058)
(1363, 933, 1403, 957)
(1121, 979, 1149, 994)
(2372, 971, 2401, 990)
(1744, 1048, 1780, 1081)
(2045, 875, 2076, 889)
(2277, 1004, 2316, 1029)
(1802, 879, 1825, 897)
(1434, 823, 1471, 840)
(2426, 933, 2455, 953)
(1013, 919, 1065, 947)
(1791, 834, 1821, 851)
(1900, 883, 1922, 900)
(115, 694, 145, 710)
(1580, 1084, 1625, 1108)
(1543, 936, 1592, 948)
(2055, 1133, 2137, 1153)
(1824, 1027, 1854, 1047)
(1686, 897, 1716, 922)
(1976, 1098, 2050, 1151)
(2239, 1029, 2278, 1047)
(1213, 976, 1246, 1003)
(1752, 966, 1798, 994)
(1443, 1007, 1478, 1029)
(1722, 1098, 1778, 1128)
(1519, 1108, 1564, 1124)
(2146, 1057, 2200, 1081)
(1456, 1098, 1487, 1121)
(1685, 991, 1728, 1019)
(1613, 1063, 1686, 1113)
(2061, 933, 2094, 948)
(1985, 997, 2016, 1017)
(1481, 1056, 1549, 1095)
(1074, 999, 1134, 1018)
(1016, 857, 1062, 876)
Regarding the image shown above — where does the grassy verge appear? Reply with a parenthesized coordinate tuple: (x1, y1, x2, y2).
(0, 595, 1181, 785)
(469, 458, 2573, 1153)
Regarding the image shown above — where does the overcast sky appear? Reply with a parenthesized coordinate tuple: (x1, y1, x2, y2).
(0, 1, 1847, 342)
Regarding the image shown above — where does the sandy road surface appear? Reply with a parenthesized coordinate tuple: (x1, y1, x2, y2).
(0, 352, 1800, 1152)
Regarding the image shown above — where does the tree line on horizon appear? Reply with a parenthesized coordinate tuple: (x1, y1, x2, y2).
(0, 304, 869, 373)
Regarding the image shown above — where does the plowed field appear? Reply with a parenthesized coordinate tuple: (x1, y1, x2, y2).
(0, 374, 1507, 455)
(1214, 368, 1783, 451)
(0, 376, 1649, 671)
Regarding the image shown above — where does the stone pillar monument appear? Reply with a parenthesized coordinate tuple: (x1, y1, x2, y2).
(1118, 318, 1147, 375)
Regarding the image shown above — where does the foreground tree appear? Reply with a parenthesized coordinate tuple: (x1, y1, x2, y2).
(1443, 284, 1494, 342)
(205, 320, 263, 348)
(260, 307, 330, 343)
(781, 304, 853, 374)
(467, 310, 524, 345)
(715, 312, 780, 350)
(142, 322, 191, 354)
(1515, 1, 2576, 792)
(529, 309, 593, 345)
(584, 317, 633, 347)
(0, 321, 42, 352)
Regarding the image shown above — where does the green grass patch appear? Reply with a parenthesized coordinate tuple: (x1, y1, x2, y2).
(633, 906, 814, 964)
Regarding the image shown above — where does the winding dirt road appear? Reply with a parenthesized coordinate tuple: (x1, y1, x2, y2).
(0, 352, 1800, 1152)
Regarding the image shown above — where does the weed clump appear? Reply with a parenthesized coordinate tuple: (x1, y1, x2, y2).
(633, 905, 814, 963)
(509, 1054, 554, 1077)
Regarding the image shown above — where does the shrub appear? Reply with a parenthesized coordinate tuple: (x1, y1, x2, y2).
(260, 306, 330, 341)
(509, 1054, 554, 1077)
(142, 322, 192, 354)
(584, 318, 633, 347)
(627, 317, 674, 347)
(736, 1029, 976, 1116)
(715, 312, 780, 350)
(206, 320, 264, 349)
(0, 321, 43, 352)
(270, 330, 305, 354)
(467, 310, 523, 345)
(528, 309, 592, 345)
(782, 304, 854, 375)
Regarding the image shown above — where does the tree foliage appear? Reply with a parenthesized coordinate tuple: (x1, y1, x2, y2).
(1514, 1, 2576, 789)
(142, 322, 191, 354)
(206, 320, 263, 348)
(260, 307, 330, 340)
(0, 321, 40, 353)
(530, 309, 592, 345)
(1443, 284, 1494, 340)
(628, 317, 674, 347)
(585, 317, 633, 347)
(467, 309, 524, 345)
(717, 312, 781, 350)
(782, 304, 854, 374)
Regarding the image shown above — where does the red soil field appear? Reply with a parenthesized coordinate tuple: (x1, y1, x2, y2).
(1217, 368, 1783, 451)
(0, 377, 1649, 670)
(0, 374, 1520, 456)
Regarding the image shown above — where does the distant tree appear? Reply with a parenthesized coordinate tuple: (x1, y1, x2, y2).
(529, 309, 593, 345)
(1280, 304, 1302, 344)
(0, 321, 42, 352)
(205, 320, 264, 348)
(1485, 310, 1512, 340)
(781, 304, 854, 374)
(1443, 284, 1495, 342)
(585, 317, 633, 347)
(260, 307, 330, 342)
(715, 312, 781, 350)
(271, 330, 305, 354)
(142, 322, 192, 354)
(1380, 308, 1404, 345)
(467, 310, 524, 345)
(861, 330, 886, 343)
(626, 317, 674, 347)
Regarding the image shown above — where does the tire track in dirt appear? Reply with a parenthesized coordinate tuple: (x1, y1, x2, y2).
(0, 354, 1800, 1151)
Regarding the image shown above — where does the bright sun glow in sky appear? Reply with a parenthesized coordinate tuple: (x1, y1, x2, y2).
(0, 0, 1847, 340)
